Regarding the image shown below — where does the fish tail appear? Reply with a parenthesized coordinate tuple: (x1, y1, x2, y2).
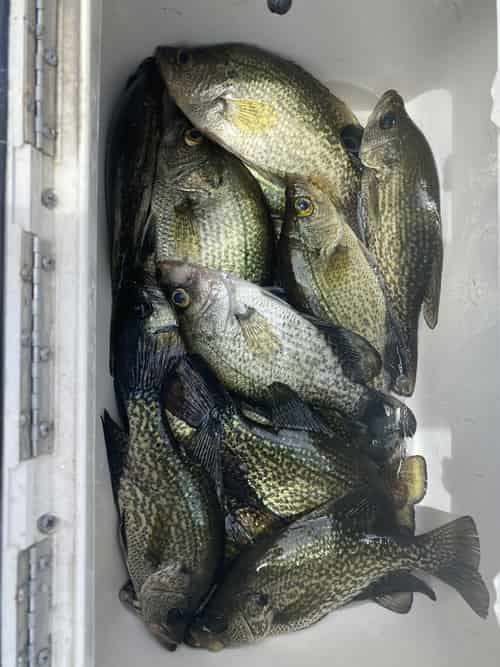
(415, 516, 489, 618)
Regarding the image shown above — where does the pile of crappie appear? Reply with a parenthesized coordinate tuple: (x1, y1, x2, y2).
(103, 44, 488, 652)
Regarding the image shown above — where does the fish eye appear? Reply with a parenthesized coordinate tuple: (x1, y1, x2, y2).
(379, 111, 397, 130)
(177, 49, 191, 66)
(340, 124, 363, 154)
(171, 288, 191, 309)
(294, 196, 314, 218)
(184, 128, 204, 146)
(255, 593, 269, 608)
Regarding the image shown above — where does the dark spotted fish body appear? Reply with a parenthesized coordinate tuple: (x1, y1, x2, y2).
(104, 334, 222, 650)
(187, 494, 488, 650)
(360, 90, 443, 395)
(163, 363, 426, 534)
(159, 261, 417, 447)
(156, 43, 363, 237)
(280, 179, 408, 389)
(152, 110, 272, 284)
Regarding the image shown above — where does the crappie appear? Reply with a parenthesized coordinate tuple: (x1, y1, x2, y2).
(360, 90, 443, 395)
(188, 493, 488, 649)
(152, 109, 272, 284)
(104, 329, 222, 650)
(279, 179, 408, 389)
(155, 43, 363, 236)
(159, 260, 416, 447)
(163, 360, 425, 524)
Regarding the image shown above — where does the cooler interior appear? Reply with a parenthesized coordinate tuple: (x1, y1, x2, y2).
(94, 1, 500, 665)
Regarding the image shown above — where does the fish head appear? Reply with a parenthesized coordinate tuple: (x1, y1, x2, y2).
(360, 90, 409, 172)
(156, 45, 232, 134)
(187, 589, 275, 650)
(284, 178, 343, 253)
(140, 564, 199, 649)
(164, 113, 224, 197)
(157, 260, 233, 340)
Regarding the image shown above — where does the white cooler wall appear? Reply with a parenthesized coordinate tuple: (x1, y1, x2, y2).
(93, 2, 500, 666)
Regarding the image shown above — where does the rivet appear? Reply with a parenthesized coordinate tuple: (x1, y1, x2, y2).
(17, 588, 25, 603)
(39, 347, 51, 361)
(41, 189, 57, 209)
(37, 513, 59, 535)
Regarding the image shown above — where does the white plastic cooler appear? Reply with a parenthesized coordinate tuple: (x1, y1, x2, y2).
(2, 1, 500, 666)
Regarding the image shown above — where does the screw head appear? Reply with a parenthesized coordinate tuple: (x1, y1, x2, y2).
(19, 413, 30, 427)
(38, 421, 53, 438)
(37, 648, 50, 665)
(20, 265, 32, 282)
(37, 513, 59, 534)
(39, 555, 51, 570)
(39, 347, 51, 361)
(44, 48, 58, 66)
(41, 256, 56, 271)
(17, 588, 25, 603)
(41, 189, 57, 209)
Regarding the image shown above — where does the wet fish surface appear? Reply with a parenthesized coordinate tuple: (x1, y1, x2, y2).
(103, 322, 222, 650)
(187, 493, 488, 649)
(156, 43, 364, 236)
(280, 178, 408, 388)
(360, 90, 443, 395)
(159, 260, 416, 447)
(152, 109, 273, 284)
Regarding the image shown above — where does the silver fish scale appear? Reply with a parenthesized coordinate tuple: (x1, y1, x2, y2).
(184, 280, 366, 417)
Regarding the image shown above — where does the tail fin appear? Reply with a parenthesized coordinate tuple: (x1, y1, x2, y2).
(358, 388, 417, 445)
(416, 516, 489, 618)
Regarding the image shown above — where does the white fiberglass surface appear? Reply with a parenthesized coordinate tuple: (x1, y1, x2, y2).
(94, 2, 500, 665)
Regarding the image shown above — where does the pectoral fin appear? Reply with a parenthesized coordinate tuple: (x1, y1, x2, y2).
(267, 382, 331, 434)
(236, 307, 282, 357)
(226, 98, 279, 134)
(423, 239, 443, 329)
